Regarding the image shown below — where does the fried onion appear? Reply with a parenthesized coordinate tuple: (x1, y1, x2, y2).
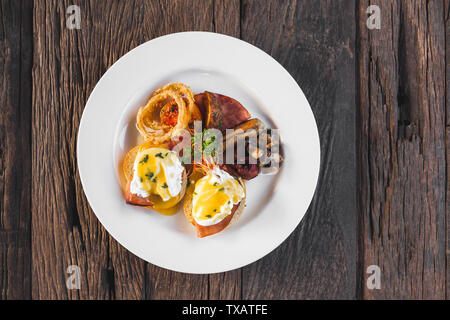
(136, 83, 195, 144)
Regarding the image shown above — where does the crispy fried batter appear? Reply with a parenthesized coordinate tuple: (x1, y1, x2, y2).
(136, 83, 195, 144)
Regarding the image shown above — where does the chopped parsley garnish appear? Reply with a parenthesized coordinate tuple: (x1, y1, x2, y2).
(218, 187, 225, 192)
(203, 135, 216, 149)
(152, 178, 157, 183)
(213, 209, 217, 212)
(162, 183, 168, 188)
(139, 154, 149, 164)
(140, 178, 144, 183)
(213, 182, 219, 186)
(155, 152, 164, 158)
(190, 129, 220, 159)
(206, 215, 212, 218)
(145, 171, 154, 180)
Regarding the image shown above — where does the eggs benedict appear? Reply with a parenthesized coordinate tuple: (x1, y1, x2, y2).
(124, 145, 187, 214)
(184, 166, 246, 237)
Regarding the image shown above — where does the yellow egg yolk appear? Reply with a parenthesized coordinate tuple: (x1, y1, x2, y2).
(192, 168, 244, 225)
(131, 147, 184, 202)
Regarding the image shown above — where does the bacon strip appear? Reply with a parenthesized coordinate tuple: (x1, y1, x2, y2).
(194, 203, 240, 238)
(125, 179, 154, 207)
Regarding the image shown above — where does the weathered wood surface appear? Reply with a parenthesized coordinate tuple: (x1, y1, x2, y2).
(0, 0, 447, 300)
(240, 0, 357, 299)
(0, 0, 32, 300)
(446, 0, 450, 300)
(31, 0, 240, 300)
(358, 0, 447, 299)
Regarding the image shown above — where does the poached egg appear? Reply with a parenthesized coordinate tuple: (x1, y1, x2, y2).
(130, 147, 184, 202)
(192, 167, 245, 226)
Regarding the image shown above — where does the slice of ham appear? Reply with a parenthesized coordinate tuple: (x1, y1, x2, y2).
(194, 203, 240, 238)
(194, 93, 208, 120)
(230, 163, 259, 180)
(125, 179, 154, 207)
(194, 92, 250, 130)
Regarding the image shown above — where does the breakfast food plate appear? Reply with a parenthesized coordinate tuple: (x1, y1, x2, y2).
(77, 32, 320, 274)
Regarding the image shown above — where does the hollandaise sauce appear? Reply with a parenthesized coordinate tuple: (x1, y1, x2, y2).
(130, 147, 184, 215)
(192, 168, 244, 226)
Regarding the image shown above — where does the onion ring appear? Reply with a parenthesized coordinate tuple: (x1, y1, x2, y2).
(136, 83, 195, 144)
(151, 83, 195, 116)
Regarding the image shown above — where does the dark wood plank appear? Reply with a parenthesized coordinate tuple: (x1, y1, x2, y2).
(358, 0, 446, 299)
(33, 0, 170, 299)
(32, 0, 243, 300)
(209, 271, 241, 300)
(0, 0, 32, 300)
(213, 0, 240, 37)
(445, 0, 449, 300)
(33, 0, 112, 299)
(240, 0, 357, 299)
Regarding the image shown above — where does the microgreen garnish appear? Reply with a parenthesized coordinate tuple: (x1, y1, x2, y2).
(189, 129, 219, 159)
(203, 135, 216, 149)
(139, 154, 149, 164)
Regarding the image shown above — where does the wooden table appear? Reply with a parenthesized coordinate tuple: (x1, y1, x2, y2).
(0, 0, 448, 300)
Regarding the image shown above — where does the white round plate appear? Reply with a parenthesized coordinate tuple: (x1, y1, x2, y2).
(77, 32, 320, 274)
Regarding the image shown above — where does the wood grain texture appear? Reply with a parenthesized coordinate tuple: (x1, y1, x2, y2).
(240, 0, 357, 299)
(1, 0, 446, 300)
(33, 1, 112, 299)
(445, 0, 449, 299)
(0, 0, 32, 300)
(32, 0, 242, 300)
(358, 0, 447, 299)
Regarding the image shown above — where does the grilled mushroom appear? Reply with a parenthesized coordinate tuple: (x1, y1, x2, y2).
(222, 118, 284, 180)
